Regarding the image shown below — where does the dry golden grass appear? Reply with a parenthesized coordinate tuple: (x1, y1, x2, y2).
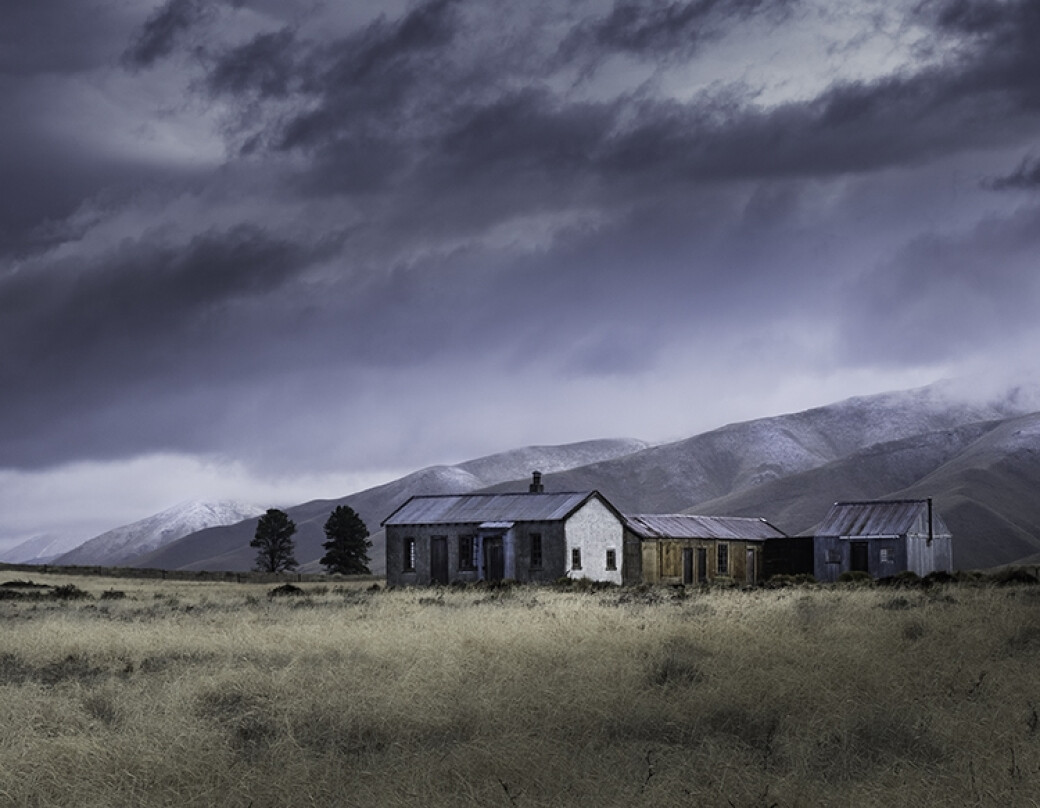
(1, 575, 1039, 807)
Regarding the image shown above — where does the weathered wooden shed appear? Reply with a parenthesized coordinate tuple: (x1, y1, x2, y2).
(382, 486, 627, 586)
(623, 514, 788, 586)
(813, 499, 953, 582)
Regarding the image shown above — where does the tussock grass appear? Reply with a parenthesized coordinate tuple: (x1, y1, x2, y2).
(0, 575, 1038, 806)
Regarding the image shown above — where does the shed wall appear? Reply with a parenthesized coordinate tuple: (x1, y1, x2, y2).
(385, 521, 568, 585)
(565, 498, 624, 584)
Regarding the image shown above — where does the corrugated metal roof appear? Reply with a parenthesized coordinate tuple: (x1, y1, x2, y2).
(815, 500, 934, 538)
(383, 492, 597, 526)
(625, 514, 787, 541)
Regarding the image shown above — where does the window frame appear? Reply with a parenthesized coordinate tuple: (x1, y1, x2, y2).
(530, 533, 543, 569)
(458, 534, 477, 571)
(605, 548, 617, 571)
(571, 547, 582, 570)
(403, 537, 416, 572)
(717, 542, 729, 575)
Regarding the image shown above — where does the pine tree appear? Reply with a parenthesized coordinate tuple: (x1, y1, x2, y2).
(250, 508, 298, 572)
(320, 505, 371, 575)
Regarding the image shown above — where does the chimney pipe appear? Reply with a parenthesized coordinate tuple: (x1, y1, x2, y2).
(529, 471, 544, 493)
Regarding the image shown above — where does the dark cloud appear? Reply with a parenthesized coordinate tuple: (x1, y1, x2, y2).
(123, 0, 213, 69)
(205, 27, 299, 99)
(560, 0, 797, 61)
(840, 202, 1040, 364)
(0, 225, 333, 465)
(985, 155, 1040, 190)
(3, 0, 1040, 534)
(0, 2, 127, 76)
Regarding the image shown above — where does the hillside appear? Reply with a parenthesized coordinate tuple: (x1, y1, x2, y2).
(0, 533, 86, 565)
(55, 501, 266, 567)
(131, 438, 649, 574)
(685, 418, 1040, 569)
(130, 382, 1040, 574)
(485, 384, 1030, 514)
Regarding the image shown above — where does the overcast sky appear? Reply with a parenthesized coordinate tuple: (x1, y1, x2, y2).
(2, 0, 1039, 549)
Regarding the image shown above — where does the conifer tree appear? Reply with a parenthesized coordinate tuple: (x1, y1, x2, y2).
(320, 505, 371, 575)
(251, 508, 298, 572)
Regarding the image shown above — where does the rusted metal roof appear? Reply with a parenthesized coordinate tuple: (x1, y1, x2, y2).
(383, 492, 600, 526)
(625, 514, 787, 541)
(815, 500, 947, 538)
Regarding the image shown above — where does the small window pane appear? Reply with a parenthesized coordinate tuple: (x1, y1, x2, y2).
(530, 533, 543, 568)
(459, 535, 476, 570)
(606, 549, 617, 570)
(571, 547, 582, 570)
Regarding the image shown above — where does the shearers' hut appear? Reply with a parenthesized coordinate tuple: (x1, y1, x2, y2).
(382, 473, 627, 586)
(623, 514, 788, 586)
(813, 499, 953, 582)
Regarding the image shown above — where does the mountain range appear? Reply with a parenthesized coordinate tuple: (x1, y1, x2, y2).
(37, 381, 1040, 574)
(53, 501, 267, 568)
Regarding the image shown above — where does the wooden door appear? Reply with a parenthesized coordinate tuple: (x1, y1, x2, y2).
(484, 537, 505, 581)
(430, 536, 449, 584)
(696, 548, 708, 583)
(850, 541, 869, 573)
(682, 548, 694, 585)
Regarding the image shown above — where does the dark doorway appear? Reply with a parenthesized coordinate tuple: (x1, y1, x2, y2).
(850, 541, 869, 574)
(682, 548, 694, 585)
(484, 537, 505, 581)
(430, 536, 449, 584)
(696, 548, 708, 583)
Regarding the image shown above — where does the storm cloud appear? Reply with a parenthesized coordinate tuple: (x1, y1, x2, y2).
(2, 0, 1039, 546)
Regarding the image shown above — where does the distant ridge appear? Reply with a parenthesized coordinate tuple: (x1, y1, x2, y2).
(131, 438, 650, 574)
(55, 501, 266, 567)
(59, 380, 1040, 574)
(0, 533, 86, 565)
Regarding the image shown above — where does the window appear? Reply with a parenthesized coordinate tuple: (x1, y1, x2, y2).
(571, 547, 582, 570)
(717, 543, 729, 575)
(826, 549, 841, 564)
(403, 537, 416, 572)
(458, 535, 476, 570)
(530, 533, 543, 568)
(606, 549, 617, 571)
(880, 548, 892, 563)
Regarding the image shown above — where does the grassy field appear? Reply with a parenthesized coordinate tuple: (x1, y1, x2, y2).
(1, 574, 1039, 807)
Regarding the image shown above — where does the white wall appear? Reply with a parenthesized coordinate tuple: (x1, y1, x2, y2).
(564, 497, 624, 584)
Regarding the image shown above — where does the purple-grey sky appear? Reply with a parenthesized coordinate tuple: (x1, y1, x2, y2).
(2, 0, 1039, 549)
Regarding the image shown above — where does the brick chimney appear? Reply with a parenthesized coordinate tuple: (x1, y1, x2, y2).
(529, 471, 544, 493)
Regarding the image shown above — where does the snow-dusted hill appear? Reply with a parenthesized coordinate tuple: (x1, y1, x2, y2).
(132, 438, 650, 573)
(54, 501, 266, 567)
(0, 533, 87, 565)
(94, 380, 1040, 574)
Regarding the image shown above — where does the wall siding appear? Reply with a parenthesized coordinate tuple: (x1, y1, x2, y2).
(564, 498, 624, 584)
(635, 538, 764, 585)
(385, 521, 569, 586)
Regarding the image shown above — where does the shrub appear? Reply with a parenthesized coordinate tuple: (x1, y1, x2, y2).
(764, 573, 816, 588)
(988, 567, 1039, 586)
(837, 571, 873, 585)
(878, 571, 922, 588)
(922, 570, 956, 587)
(50, 584, 92, 600)
(268, 583, 305, 597)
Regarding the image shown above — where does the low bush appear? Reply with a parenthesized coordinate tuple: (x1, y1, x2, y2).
(268, 583, 305, 597)
(50, 583, 92, 600)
